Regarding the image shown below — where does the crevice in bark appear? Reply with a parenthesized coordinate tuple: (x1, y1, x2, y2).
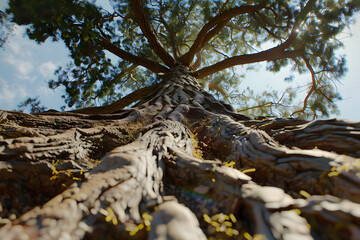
(184, 113, 360, 202)
(270, 119, 360, 158)
(0, 112, 141, 224)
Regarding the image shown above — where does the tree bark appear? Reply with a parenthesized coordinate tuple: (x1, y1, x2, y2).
(0, 65, 359, 240)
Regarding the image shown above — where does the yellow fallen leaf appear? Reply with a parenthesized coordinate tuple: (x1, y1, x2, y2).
(300, 190, 311, 198)
(242, 168, 256, 174)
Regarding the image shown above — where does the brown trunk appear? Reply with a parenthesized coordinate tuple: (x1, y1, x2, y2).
(0, 65, 359, 240)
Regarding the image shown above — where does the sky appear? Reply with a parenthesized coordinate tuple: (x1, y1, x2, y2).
(0, 1, 360, 120)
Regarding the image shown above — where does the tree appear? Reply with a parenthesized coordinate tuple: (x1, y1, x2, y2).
(1, 0, 360, 239)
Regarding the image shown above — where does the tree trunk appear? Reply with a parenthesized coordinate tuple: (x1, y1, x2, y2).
(0, 65, 359, 240)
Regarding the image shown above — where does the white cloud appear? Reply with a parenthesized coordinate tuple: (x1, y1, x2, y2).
(4, 54, 35, 81)
(6, 26, 34, 57)
(39, 61, 57, 78)
(0, 1, 8, 10)
(0, 26, 38, 81)
(0, 78, 28, 110)
(38, 85, 55, 97)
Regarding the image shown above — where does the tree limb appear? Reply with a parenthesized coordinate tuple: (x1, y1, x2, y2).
(290, 53, 335, 118)
(130, 0, 176, 67)
(194, 0, 317, 79)
(190, 51, 202, 71)
(216, 0, 231, 16)
(98, 37, 169, 74)
(282, 0, 317, 48)
(199, 20, 229, 50)
(194, 48, 303, 79)
(180, 3, 265, 65)
(159, 13, 179, 59)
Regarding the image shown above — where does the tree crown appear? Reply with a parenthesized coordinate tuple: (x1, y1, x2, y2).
(6, 0, 360, 118)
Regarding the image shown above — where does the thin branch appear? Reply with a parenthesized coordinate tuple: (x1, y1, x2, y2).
(318, 87, 334, 104)
(250, 12, 283, 40)
(72, 83, 160, 114)
(283, 0, 317, 48)
(199, 20, 229, 50)
(96, 23, 111, 40)
(159, 13, 180, 59)
(113, 64, 139, 83)
(290, 84, 315, 118)
(98, 37, 169, 74)
(257, 8, 291, 30)
(216, 0, 231, 16)
(226, 22, 248, 32)
(208, 43, 230, 58)
(180, 3, 265, 65)
(190, 51, 202, 71)
(238, 102, 277, 112)
(290, 54, 330, 117)
(236, 86, 294, 113)
(130, 0, 176, 67)
(302, 55, 317, 90)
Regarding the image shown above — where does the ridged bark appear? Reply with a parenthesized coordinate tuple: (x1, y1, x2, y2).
(0, 66, 359, 240)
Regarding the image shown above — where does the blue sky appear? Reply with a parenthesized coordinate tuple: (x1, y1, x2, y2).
(0, 1, 359, 120)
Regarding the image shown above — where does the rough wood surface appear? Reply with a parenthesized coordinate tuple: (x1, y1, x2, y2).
(0, 66, 359, 239)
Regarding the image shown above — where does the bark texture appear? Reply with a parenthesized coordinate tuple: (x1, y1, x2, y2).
(0, 65, 359, 240)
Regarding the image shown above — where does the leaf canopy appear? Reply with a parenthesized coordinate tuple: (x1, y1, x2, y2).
(6, 0, 360, 118)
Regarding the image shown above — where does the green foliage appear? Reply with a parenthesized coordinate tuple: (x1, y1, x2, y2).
(0, 10, 13, 47)
(234, 87, 297, 118)
(17, 96, 47, 114)
(6, 0, 360, 118)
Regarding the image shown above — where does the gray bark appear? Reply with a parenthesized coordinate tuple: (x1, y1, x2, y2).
(0, 65, 359, 240)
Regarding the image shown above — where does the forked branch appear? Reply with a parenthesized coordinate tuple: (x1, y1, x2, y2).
(130, 0, 176, 67)
(194, 0, 317, 79)
(290, 55, 318, 117)
(180, 3, 265, 65)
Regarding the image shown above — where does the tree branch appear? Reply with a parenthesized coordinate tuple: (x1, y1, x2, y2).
(72, 83, 160, 114)
(194, 0, 317, 79)
(190, 51, 202, 71)
(199, 20, 229, 50)
(290, 85, 315, 118)
(290, 53, 335, 118)
(180, 3, 265, 66)
(113, 64, 139, 83)
(159, 13, 179, 59)
(282, 0, 317, 48)
(194, 47, 303, 79)
(216, 0, 231, 16)
(130, 0, 176, 67)
(98, 37, 169, 74)
(250, 12, 283, 40)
